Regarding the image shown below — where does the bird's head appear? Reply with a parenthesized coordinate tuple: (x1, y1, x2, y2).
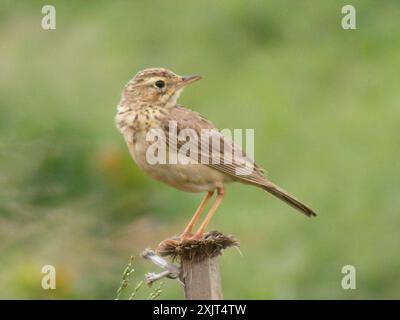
(123, 68, 202, 107)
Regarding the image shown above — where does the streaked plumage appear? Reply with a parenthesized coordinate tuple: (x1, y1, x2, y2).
(116, 68, 316, 239)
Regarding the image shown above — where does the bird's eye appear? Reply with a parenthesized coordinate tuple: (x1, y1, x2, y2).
(155, 80, 165, 89)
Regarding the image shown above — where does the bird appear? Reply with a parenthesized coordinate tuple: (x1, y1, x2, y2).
(115, 67, 316, 241)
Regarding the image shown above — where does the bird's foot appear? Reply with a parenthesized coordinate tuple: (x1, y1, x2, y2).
(179, 232, 194, 241)
(188, 232, 205, 241)
(157, 232, 206, 251)
(179, 231, 205, 242)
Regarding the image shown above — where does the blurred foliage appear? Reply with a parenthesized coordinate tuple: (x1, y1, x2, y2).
(0, 0, 399, 299)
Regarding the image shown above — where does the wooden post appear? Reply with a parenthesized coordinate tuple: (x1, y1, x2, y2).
(156, 230, 239, 300)
(181, 254, 222, 299)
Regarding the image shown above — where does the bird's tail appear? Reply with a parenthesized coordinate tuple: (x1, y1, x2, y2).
(262, 181, 317, 217)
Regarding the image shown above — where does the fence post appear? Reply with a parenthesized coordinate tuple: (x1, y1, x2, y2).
(156, 230, 239, 300)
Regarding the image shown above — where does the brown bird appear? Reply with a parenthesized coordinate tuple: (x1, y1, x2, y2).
(116, 68, 316, 240)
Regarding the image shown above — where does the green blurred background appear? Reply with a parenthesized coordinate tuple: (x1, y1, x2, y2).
(1, 0, 399, 299)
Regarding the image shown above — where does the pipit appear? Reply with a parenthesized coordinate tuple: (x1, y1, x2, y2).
(116, 68, 316, 241)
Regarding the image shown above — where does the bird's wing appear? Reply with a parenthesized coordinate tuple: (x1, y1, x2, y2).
(160, 105, 268, 186)
(160, 106, 317, 217)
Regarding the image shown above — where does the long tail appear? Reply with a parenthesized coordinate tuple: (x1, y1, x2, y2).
(262, 181, 317, 217)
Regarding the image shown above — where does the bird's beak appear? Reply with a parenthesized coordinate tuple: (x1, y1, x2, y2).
(178, 75, 202, 88)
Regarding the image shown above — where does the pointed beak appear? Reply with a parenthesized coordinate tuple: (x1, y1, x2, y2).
(178, 75, 202, 88)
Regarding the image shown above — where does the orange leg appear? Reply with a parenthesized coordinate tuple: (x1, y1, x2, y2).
(181, 191, 214, 239)
(193, 187, 225, 239)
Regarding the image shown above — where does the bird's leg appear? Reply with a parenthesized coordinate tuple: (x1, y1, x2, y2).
(180, 191, 214, 240)
(192, 187, 225, 239)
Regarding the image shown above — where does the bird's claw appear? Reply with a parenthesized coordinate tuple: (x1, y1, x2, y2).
(158, 232, 205, 249)
(179, 231, 205, 242)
